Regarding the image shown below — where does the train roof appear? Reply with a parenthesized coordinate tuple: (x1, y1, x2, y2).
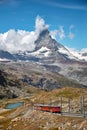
(34, 104, 60, 107)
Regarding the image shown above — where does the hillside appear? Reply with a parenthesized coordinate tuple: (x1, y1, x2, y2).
(0, 87, 87, 130)
(0, 29, 87, 87)
(0, 61, 87, 129)
(0, 61, 86, 99)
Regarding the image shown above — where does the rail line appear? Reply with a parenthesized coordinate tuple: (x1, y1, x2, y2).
(34, 104, 87, 118)
(58, 112, 87, 118)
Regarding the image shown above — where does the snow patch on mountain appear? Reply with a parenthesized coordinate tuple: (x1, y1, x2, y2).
(26, 47, 51, 58)
(0, 58, 10, 61)
(58, 47, 78, 60)
(67, 47, 87, 61)
(73, 52, 87, 61)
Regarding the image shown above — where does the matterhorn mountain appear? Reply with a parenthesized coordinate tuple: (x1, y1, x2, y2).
(0, 29, 87, 87)
(33, 29, 79, 62)
(14, 29, 87, 63)
(13, 29, 81, 63)
(0, 29, 87, 62)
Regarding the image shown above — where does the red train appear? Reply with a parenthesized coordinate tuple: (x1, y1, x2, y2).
(34, 104, 61, 113)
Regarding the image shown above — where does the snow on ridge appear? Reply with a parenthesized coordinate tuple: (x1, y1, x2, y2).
(66, 47, 87, 61)
(58, 47, 78, 60)
(26, 47, 51, 57)
(73, 52, 87, 61)
(0, 58, 10, 61)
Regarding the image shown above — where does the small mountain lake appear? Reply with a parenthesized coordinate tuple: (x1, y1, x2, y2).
(6, 102, 24, 109)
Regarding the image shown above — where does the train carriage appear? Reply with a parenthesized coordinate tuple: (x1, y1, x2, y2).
(34, 104, 61, 113)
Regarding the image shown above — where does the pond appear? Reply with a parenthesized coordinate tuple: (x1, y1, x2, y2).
(6, 102, 24, 109)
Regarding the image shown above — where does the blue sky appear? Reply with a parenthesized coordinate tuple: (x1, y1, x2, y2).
(0, 0, 87, 51)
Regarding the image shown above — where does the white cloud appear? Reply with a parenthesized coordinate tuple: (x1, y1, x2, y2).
(50, 25, 75, 41)
(50, 26, 66, 40)
(68, 24, 75, 40)
(69, 25, 75, 30)
(45, 1, 87, 11)
(0, 29, 38, 53)
(57, 26, 66, 40)
(0, 16, 50, 53)
(35, 16, 49, 33)
(50, 30, 58, 39)
(68, 32, 74, 39)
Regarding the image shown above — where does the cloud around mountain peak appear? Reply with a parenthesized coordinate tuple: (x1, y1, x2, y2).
(35, 16, 49, 33)
(0, 15, 87, 59)
(0, 16, 49, 53)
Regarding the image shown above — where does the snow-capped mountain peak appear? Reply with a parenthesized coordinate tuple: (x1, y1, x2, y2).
(0, 29, 87, 62)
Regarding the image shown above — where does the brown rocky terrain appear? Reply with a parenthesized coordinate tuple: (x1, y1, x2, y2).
(7, 110, 87, 130)
(0, 87, 87, 130)
(0, 61, 87, 129)
(0, 61, 86, 99)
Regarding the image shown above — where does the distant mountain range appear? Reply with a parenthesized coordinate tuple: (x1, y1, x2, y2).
(0, 29, 87, 62)
(0, 29, 87, 87)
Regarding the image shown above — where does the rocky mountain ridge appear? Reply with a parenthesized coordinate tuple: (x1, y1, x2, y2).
(0, 29, 87, 89)
(0, 29, 87, 62)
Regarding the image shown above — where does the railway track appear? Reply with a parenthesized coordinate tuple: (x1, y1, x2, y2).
(34, 105, 87, 118)
(57, 112, 87, 118)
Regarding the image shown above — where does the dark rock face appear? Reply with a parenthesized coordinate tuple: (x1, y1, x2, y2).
(0, 70, 7, 87)
(0, 70, 19, 99)
(35, 29, 65, 51)
(0, 50, 15, 60)
(0, 89, 18, 99)
(13, 54, 39, 62)
(82, 53, 87, 56)
(43, 65, 61, 73)
(0, 69, 22, 99)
